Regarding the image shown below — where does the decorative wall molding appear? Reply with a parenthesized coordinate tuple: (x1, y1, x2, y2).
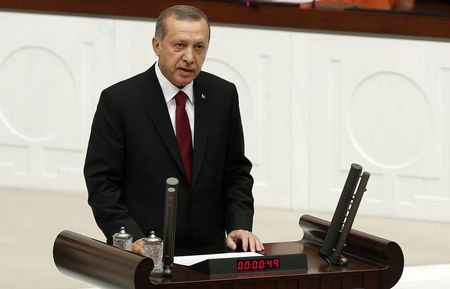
(1, 11, 450, 221)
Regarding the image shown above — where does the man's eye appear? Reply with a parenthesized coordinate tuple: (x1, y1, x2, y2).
(174, 43, 184, 49)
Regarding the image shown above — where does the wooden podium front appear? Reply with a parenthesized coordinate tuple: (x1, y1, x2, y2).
(53, 215, 403, 289)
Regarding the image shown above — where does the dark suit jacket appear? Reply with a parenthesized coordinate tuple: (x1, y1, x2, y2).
(84, 64, 254, 250)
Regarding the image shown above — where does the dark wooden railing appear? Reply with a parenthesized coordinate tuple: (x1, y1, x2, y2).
(1, 0, 450, 40)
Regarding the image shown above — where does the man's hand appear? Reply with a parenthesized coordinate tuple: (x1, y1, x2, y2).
(131, 238, 145, 255)
(226, 230, 264, 252)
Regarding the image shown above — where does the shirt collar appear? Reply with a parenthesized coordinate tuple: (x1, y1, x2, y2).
(155, 62, 194, 104)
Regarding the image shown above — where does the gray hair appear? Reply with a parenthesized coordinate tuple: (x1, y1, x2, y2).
(155, 5, 210, 40)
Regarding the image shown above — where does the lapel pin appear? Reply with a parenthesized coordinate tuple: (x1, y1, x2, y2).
(201, 93, 206, 99)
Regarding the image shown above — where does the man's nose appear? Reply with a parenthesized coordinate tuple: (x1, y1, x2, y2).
(183, 47, 194, 63)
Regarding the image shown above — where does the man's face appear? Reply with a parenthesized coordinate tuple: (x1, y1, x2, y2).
(152, 16, 209, 88)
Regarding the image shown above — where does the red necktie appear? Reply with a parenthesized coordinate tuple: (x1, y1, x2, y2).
(175, 91, 193, 183)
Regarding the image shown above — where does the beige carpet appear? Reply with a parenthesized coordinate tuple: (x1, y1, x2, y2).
(1, 188, 449, 289)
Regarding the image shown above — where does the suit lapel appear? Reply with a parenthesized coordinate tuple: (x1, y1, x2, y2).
(192, 76, 210, 187)
(137, 65, 185, 176)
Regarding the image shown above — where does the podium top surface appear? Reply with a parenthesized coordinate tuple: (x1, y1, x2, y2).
(53, 215, 403, 289)
(148, 215, 403, 288)
(150, 240, 382, 285)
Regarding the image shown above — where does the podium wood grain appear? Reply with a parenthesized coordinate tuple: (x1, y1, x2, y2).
(53, 214, 404, 289)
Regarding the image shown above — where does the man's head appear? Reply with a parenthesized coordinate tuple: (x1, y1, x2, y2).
(153, 5, 210, 88)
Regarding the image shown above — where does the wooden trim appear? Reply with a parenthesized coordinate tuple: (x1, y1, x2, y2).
(53, 230, 154, 289)
(1, 0, 450, 40)
(53, 215, 404, 289)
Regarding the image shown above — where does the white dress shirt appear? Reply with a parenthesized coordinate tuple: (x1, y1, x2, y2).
(155, 63, 195, 145)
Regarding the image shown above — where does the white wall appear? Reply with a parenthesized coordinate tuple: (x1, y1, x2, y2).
(1, 11, 450, 222)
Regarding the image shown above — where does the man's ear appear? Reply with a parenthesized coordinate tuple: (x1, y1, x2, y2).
(152, 37, 161, 56)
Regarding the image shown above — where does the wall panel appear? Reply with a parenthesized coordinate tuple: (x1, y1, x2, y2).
(1, 11, 450, 221)
(0, 12, 114, 192)
(307, 34, 450, 221)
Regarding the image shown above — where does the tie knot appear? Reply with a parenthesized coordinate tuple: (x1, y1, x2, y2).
(175, 91, 188, 107)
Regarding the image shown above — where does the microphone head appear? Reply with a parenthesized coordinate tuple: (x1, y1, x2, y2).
(166, 177, 179, 187)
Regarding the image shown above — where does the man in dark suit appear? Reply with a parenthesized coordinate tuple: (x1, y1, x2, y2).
(84, 5, 264, 254)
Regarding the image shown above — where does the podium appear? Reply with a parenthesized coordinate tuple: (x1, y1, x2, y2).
(53, 214, 404, 289)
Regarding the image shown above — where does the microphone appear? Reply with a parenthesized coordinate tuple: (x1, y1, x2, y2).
(320, 164, 362, 260)
(162, 177, 178, 277)
(328, 171, 370, 265)
(319, 164, 370, 266)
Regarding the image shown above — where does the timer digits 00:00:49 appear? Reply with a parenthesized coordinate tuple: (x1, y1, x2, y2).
(236, 258, 280, 271)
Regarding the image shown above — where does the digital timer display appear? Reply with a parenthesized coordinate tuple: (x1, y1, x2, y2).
(236, 257, 280, 271)
(190, 254, 307, 275)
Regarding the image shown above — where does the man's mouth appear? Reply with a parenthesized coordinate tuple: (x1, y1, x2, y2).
(178, 68, 195, 76)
